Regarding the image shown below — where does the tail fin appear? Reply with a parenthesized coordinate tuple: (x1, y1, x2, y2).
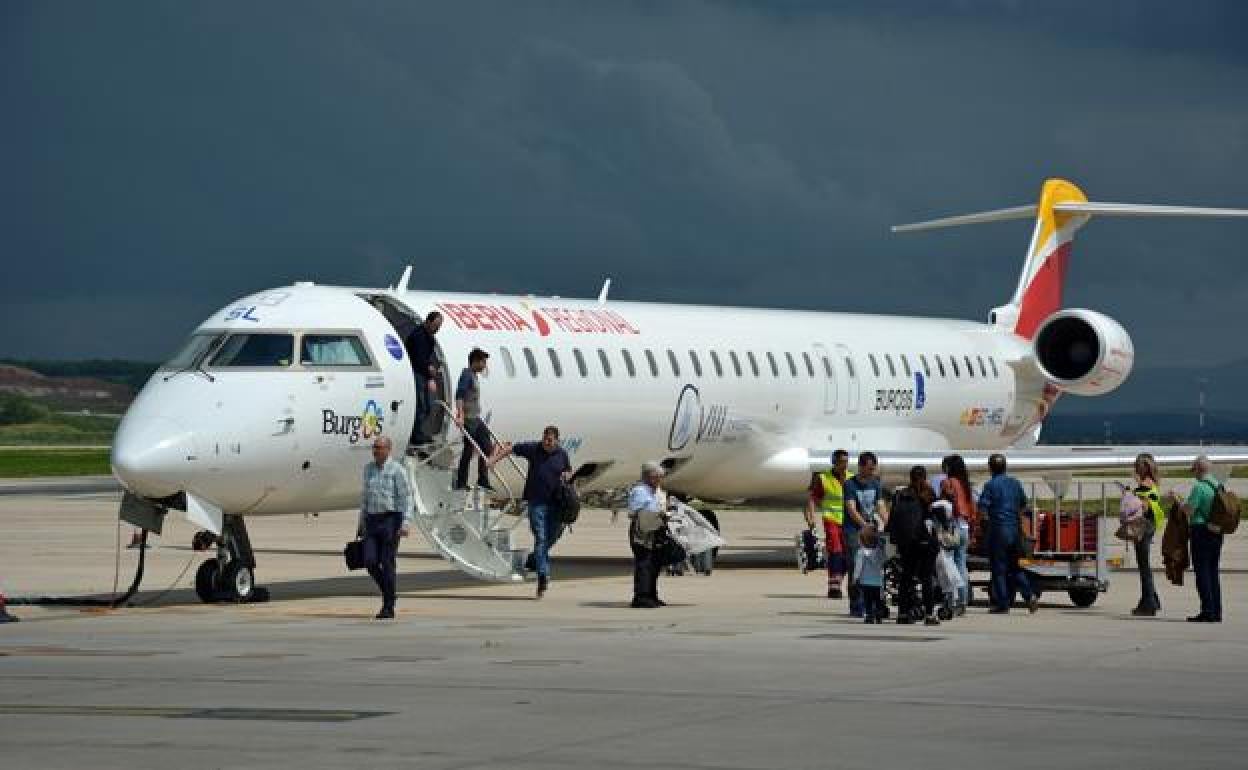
(1008, 178, 1089, 338)
(892, 178, 1248, 339)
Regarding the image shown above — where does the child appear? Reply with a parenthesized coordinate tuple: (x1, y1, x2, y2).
(855, 525, 886, 623)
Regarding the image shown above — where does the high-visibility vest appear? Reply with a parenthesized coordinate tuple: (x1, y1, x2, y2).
(818, 472, 846, 525)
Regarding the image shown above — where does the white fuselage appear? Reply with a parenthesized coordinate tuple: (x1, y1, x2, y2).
(111, 283, 1050, 516)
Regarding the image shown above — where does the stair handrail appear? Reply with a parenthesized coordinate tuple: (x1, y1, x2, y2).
(431, 400, 523, 520)
(475, 416, 533, 488)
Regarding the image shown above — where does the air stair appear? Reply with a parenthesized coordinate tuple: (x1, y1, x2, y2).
(403, 402, 529, 582)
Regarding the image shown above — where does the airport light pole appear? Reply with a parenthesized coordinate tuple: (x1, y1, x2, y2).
(1197, 377, 1209, 446)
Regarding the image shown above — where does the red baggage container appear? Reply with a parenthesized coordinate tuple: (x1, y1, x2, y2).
(1035, 510, 1098, 553)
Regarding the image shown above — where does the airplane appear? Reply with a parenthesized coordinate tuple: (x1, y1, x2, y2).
(109, 177, 1248, 603)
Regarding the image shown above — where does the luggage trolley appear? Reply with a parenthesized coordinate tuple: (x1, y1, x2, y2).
(967, 479, 1110, 608)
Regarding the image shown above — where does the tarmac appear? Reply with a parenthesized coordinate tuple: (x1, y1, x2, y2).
(2, 477, 1248, 769)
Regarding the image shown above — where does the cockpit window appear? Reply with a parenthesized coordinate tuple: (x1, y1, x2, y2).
(300, 334, 372, 367)
(210, 333, 294, 367)
(162, 333, 222, 370)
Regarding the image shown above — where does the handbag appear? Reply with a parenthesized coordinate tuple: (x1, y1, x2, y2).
(344, 537, 378, 571)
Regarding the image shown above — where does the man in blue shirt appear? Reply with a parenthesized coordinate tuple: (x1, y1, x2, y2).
(358, 436, 413, 619)
(977, 453, 1038, 614)
(500, 425, 573, 598)
(843, 451, 887, 618)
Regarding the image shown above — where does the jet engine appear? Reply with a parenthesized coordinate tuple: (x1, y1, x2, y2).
(1032, 309, 1134, 396)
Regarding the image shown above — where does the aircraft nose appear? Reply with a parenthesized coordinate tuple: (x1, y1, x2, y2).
(111, 417, 195, 498)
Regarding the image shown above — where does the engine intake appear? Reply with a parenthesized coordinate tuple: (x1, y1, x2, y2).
(1032, 309, 1134, 396)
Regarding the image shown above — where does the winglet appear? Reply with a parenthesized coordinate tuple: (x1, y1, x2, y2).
(597, 278, 612, 305)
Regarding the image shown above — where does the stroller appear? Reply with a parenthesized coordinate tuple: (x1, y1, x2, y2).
(883, 503, 962, 622)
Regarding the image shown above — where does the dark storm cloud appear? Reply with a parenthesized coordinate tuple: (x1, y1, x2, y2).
(2, 1, 1246, 365)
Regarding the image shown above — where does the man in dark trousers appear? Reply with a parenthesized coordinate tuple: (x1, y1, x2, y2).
(628, 462, 669, 608)
(454, 348, 495, 490)
(357, 436, 412, 620)
(404, 311, 442, 444)
(977, 453, 1039, 614)
(498, 425, 573, 598)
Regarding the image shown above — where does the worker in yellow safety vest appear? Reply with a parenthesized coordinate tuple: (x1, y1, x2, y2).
(805, 449, 850, 599)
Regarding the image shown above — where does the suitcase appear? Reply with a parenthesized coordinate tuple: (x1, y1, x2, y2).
(796, 529, 825, 573)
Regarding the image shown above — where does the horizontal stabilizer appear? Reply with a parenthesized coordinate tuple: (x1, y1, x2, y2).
(1053, 201, 1248, 219)
(891, 204, 1037, 233)
(893, 200, 1248, 233)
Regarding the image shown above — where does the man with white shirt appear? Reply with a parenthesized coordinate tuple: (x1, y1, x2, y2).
(628, 462, 668, 609)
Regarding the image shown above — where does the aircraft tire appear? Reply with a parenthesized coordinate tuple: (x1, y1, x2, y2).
(1068, 588, 1098, 608)
(220, 562, 255, 603)
(194, 560, 221, 603)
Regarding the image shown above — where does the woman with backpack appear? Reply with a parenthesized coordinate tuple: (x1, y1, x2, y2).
(1130, 453, 1164, 617)
(887, 466, 941, 625)
(939, 454, 974, 615)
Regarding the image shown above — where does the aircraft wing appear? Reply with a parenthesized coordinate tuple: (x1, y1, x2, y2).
(790, 445, 1248, 478)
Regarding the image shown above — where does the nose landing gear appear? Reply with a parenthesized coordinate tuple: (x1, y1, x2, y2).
(192, 514, 269, 604)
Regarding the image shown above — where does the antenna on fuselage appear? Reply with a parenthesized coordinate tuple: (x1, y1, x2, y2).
(393, 265, 412, 293)
(597, 278, 612, 305)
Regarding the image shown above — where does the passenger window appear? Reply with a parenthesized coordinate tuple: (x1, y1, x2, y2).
(950, 356, 960, 378)
(524, 348, 539, 377)
(622, 349, 637, 377)
(990, 358, 1000, 378)
(785, 352, 798, 378)
(300, 334, 371, 367)
(211, 333, 294, 367)
(977, 356, 987, 378)
(667, 349, 681, 377)
(868, 354, 880, 378)
(900, 355, 912, 378)
(598, 349, 612, 377)
(918, 354, 931, 378)
(821, 356, 833, 378)
(935, 355, 947, 378)
(844, 357, 856, 378)
(573, 349, 588, 377)
(765, 352, 779, 377)
(746, 352, 761, 377)
(709, 351, 724, 377)
(645, 349, 659, 377)
(547, 348, 563, 378)
(965, 355, 975, 378)
(689, 351, 703, 378)
(729, 351, 743, 377)
(885, 354, 897, 378)
(802, 352, 815, 378)
(499, 347, 516, 378)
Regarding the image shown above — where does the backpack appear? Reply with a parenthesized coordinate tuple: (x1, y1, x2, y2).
(553, 480, 581, 525)
(1203, 479, 1240, 535)
(887, 489, 930, 547)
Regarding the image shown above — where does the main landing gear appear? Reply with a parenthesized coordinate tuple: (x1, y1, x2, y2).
(193, 514, 270, 604)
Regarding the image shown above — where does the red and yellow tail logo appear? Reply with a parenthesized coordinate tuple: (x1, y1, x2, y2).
(1013, 178, 1089, 339)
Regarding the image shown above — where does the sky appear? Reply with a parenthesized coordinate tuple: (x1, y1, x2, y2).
(3, 1, 1247, 367)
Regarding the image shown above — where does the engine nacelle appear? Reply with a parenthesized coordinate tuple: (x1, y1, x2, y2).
(1032, 309, 1134, 396)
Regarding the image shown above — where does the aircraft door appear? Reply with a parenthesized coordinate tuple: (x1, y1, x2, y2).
(835, 344, 860, 414)
(813, 343, 838, 414)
